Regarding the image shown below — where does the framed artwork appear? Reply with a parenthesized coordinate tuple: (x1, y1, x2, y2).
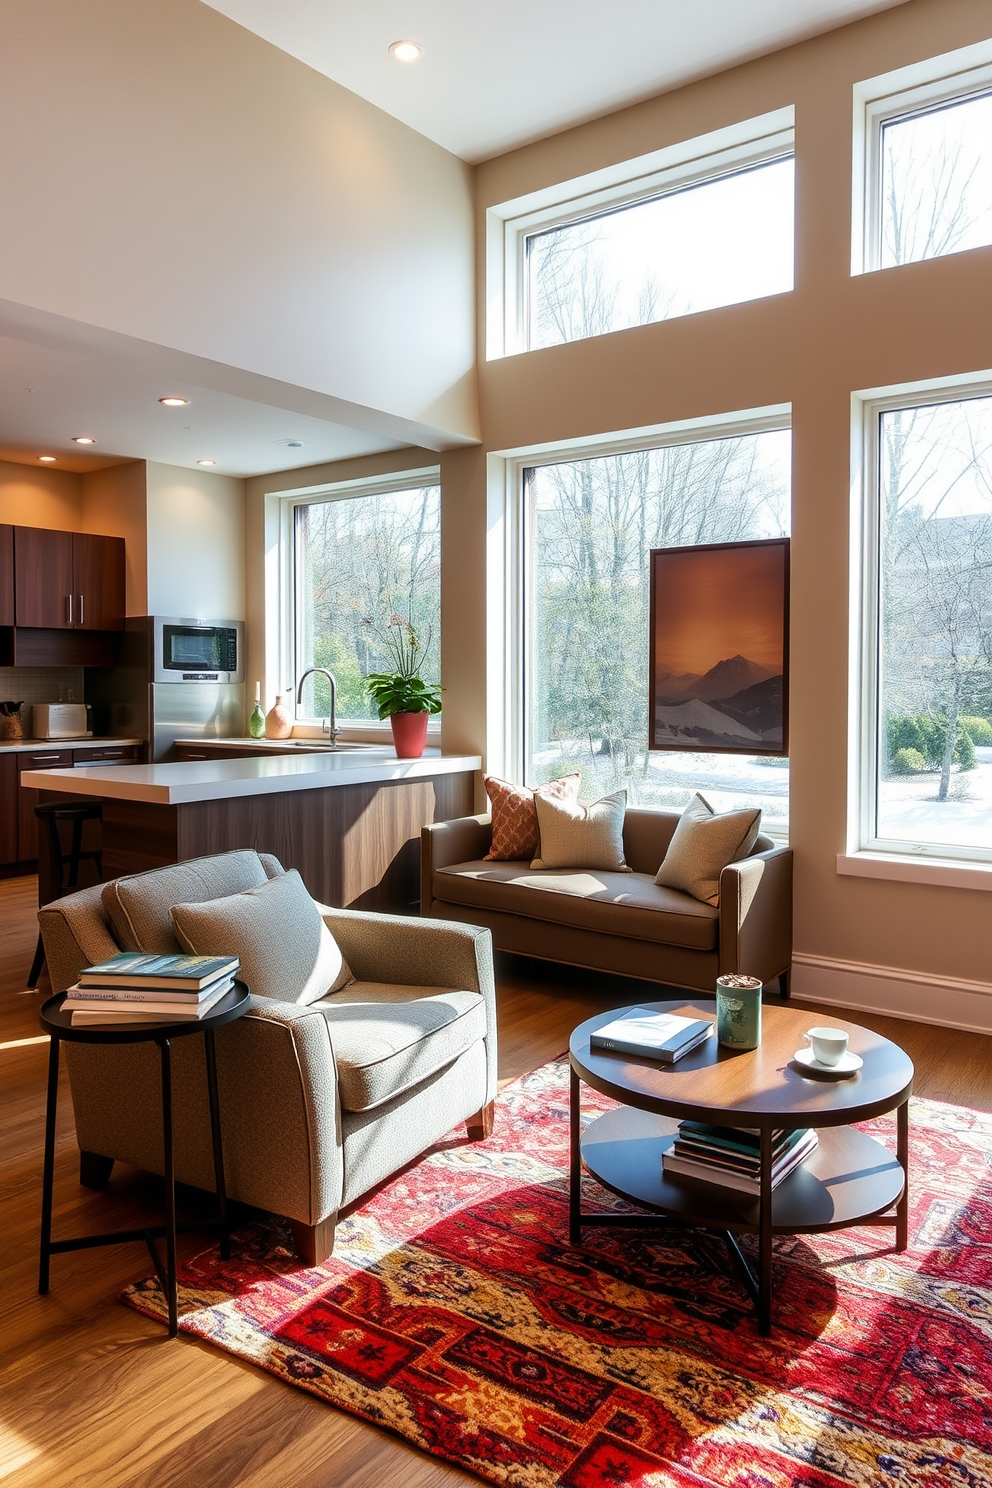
(649, 537, 790, 756)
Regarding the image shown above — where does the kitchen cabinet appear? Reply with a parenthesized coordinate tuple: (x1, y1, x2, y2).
(16, 748, 74, 863)
(5, 742, 142, 867)
(13, 527, 125, 631)
(0, 754, 17, 865)
(0, 525, 13, 627)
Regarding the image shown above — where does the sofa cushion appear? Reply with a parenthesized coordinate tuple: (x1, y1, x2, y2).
(655, 793, 761, 906)
(315, 983, 486, 1112)
(171, 869, 353, 1005)
(533, 789, 630, 872)
(433, 861, 718, 951)
(484, 773, 580, 861)
(102, 849, 276, 953)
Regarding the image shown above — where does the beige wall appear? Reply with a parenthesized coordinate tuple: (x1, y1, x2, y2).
(0, 0, 477, 449)
(81, 462, 148, 615)
(0, 461, 81, 531)
(146, 463, 246, 622)
(439, 0, 992, 1011)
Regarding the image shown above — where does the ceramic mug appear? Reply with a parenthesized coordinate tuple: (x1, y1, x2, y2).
(804, 1026, 849, 1067)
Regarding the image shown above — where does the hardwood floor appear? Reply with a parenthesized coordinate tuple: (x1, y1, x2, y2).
(2, 872, 990, 1487)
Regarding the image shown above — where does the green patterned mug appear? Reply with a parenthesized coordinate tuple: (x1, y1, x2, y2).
(716, 974, 763, 1050)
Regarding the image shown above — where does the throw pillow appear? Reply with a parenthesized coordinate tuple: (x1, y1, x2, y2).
(484, 772, 580, 861)
(170, 868, 353, 1006)
(654, 793, 761, 906)
(531, 789, 630, 872)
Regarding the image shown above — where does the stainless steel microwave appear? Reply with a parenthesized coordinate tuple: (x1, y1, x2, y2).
(153, 617, 245, 684)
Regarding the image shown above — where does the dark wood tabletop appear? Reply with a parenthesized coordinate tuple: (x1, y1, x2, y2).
(570, 1000, 914, 1129)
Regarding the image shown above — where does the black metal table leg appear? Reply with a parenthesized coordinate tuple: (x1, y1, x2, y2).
(158, 1037, 179, 1338)
(758, 1125, 773, 1335)
(203, 1028, 230, 1261)
(896, 1098, 909, 1251)
(569, 1065, 582, 1245)
(38, 1034, 60, 1295)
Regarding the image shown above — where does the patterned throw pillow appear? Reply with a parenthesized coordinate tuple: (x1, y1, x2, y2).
(484, 773, 581, 861)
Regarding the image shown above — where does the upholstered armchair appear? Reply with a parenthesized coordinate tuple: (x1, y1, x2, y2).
(38, 850, 498, 1265)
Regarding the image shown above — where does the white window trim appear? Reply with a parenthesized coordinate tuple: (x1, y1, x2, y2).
(853, 40, 992, 276)
(488, 405, 792, 804)
(264, 466, 442, 740)
(849, 374, 992, 871)
(486, 107, 794, 361)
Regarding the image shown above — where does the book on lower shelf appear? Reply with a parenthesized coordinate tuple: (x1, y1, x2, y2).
(663, 1121, 818, 1194)
(589, 1007, 713, 1064)
(77, 952, 239, 992)
(67, 977, 235, 1025)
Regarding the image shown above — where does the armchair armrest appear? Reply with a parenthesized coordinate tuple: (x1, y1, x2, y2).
(421, 815, 492, 914)
(718, 845, 793, 984)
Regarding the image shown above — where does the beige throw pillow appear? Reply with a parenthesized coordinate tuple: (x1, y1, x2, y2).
(654, 793, 761, 906)
(532, 789, 630, 872)
(170, 868, 353, 1006)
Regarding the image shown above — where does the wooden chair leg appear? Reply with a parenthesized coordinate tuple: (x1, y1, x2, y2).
(290, 1213, 337, 1267)
(467, 1100, 495, 1140)
(79, 1150, 115, 1188)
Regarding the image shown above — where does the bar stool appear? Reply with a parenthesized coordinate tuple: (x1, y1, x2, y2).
(26, 802, 103, 990)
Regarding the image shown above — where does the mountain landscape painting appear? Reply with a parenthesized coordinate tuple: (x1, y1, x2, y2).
(649, 538, 789, 755)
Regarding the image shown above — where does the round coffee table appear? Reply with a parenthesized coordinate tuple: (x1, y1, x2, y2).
(569, 1000, 914, 1335)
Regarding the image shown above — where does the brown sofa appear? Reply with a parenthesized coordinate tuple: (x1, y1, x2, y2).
(422, 807, 792, 995)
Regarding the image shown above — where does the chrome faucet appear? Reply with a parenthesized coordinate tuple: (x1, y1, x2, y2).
(296, 667, 339, 745)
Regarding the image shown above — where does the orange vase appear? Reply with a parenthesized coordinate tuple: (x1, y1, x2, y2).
(265, 694, 293, 739)
(390, 711, 429, 758)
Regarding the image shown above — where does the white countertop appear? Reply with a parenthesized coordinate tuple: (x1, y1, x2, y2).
(0, 737, 143, 755)
(20, 748, 482, 805)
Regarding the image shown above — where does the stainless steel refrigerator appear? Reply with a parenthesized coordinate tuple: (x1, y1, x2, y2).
(86, 616, 246, 762)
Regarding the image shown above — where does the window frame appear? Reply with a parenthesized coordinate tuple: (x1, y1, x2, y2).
(486, 108, 794, 361)
(494, 407, 792, 818)
(270, 466, 442, 738)
(852, 377, 992, 866)
(854, 46, 992, 276)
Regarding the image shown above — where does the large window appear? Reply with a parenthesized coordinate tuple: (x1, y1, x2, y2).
(526, 158, 794, 351)
(864, 391, 992, 860)
(879, 90, 992, 268)
(522, 427, 791, 835)
(293, 479, 440, 725)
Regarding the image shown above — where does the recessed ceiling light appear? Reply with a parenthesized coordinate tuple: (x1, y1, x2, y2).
(159, 396, 190, 407)
(197, 459, 216, 467)
(72, 436, 96, 445)
(286, 440, 304, 449)
(388, 39, 423, 63)
(38, 455, 56, 462)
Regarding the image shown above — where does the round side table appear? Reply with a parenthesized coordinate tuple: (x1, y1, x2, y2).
(569, 999, 914, 1336)
(39, 982, 250, 1338)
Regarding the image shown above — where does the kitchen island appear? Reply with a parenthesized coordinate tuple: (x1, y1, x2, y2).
(21, 748, 480, 913)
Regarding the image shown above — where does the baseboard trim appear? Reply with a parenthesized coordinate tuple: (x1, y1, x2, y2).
(792, 952, 992, 1035)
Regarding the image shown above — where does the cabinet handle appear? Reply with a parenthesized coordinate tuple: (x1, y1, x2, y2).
(66, 594, 73, 625)
(32, 755, 62, 762)
(78, 594, 84, 626)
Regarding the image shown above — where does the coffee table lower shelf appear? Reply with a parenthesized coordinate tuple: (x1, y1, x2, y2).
(572, 1105, 906, 1333)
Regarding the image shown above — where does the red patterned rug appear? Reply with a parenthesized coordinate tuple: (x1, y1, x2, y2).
(122, 1059, 992, 1487)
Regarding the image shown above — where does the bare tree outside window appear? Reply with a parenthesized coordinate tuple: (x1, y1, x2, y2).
(880, 90, 992, 267)
(526, 431, 791, 832)
(295, 485, 440, 722)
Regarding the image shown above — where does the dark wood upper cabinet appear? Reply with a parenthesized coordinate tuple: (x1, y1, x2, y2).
(14, 526, 74, 627)
(12, 527, 125, 631)
(0, 524, 13, 626)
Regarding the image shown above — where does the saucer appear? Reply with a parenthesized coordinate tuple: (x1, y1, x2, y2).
(793, 1046, 863, 1077)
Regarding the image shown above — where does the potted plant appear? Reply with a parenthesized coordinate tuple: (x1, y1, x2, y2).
(364, 617, 443, 758)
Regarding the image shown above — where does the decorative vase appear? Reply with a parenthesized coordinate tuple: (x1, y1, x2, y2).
(265, 694, 293, 740)
(248, 682, 266, 739)
(390, 711, 429, 759)
(715, 974, 763, 1050)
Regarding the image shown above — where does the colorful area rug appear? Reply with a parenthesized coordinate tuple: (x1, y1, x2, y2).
(122, 1060, 992, 1487)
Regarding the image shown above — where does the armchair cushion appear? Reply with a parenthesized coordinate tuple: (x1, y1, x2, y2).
(317, 984, 486, 1112)
(172, 869, 353, 1005)
(102, 849, 276, 952)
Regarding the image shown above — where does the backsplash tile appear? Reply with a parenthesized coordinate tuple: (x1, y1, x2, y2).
(0, 668, 85, 734)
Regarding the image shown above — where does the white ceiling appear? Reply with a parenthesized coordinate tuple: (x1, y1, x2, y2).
(202, 0, 910, 162)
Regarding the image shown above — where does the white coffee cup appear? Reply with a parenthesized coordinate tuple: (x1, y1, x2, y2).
(803, 1026, 849, 1067)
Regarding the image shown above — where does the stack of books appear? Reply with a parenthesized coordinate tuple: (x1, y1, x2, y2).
(590, 1007, 713, 1064)
(64, 953, 239, 1026)
(662, 1121, 818, 1194)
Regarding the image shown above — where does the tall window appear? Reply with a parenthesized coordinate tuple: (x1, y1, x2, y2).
(523, 428, 791, 835)
(867, 392, 992, 859)
(294, 481, 440, 724)
(879, 90, 992, 268)
(526, 158, 794, 351)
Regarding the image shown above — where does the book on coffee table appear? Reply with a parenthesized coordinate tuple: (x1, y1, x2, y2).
(589, 1007, 713, 1063)
(663, 1121, 818, 1193)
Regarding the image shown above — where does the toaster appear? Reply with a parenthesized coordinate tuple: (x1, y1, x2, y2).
(32, 703, 92, 740)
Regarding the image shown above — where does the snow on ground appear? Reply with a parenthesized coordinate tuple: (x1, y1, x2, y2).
(877, 746, 992, 851)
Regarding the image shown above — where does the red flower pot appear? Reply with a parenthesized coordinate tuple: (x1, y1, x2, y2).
(390, 711, 430, 758)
